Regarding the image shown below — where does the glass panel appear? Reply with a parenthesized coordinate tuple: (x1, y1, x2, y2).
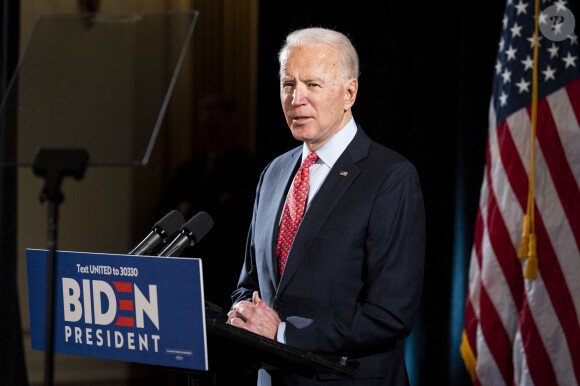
(0, 11, 198, 166)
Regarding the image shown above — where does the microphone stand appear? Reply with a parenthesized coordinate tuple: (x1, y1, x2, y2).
(33, 148, 89, 386)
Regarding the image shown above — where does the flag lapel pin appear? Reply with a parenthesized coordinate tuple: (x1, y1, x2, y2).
(339, 171, 348, 176)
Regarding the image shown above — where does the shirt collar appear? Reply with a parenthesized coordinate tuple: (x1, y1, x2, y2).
(301, 117, 357, 168)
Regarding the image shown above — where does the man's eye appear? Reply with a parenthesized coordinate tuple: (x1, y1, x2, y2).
(309, 83, 320, 88)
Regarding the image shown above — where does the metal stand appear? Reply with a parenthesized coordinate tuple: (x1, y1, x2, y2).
(32, 148, 89, 386)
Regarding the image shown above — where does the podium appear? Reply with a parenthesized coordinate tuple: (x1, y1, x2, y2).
(204, 308, 358, 379)
(27, 250, 358, 383)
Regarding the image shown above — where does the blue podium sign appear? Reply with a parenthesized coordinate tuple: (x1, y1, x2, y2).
(26, 249, 208, 371)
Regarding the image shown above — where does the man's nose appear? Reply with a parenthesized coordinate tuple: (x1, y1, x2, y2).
(292, 85, 306, 105)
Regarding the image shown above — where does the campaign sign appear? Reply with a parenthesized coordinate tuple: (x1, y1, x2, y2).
(26, 249, 207, 371)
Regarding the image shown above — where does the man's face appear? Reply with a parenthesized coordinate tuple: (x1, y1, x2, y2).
(280, 44, 357, 152)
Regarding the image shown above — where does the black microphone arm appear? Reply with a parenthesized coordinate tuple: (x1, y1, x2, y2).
(129, 210, 185, 255)
(158, 211, 214, 257)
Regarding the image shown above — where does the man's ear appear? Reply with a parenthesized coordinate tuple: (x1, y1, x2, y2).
(343, 78, 358, 110)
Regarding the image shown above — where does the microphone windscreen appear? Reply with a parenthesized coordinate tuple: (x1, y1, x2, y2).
(154, 210, 185, 241)
(184, 211, 214, 243)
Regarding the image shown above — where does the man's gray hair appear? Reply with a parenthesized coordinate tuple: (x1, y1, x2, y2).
(278, 27, 359, 82)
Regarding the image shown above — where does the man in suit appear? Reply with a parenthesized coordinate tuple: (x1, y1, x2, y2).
(228, 27, 425, 385)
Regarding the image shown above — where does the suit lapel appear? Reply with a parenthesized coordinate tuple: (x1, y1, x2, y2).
(265, 148, 301, 286)
(277, 128, 371, 294)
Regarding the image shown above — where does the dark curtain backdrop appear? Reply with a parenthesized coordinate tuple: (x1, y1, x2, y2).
(256, 2, 503, 385)
(0, 0, 28, 385)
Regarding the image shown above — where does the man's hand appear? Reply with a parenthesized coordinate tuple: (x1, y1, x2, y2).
(227, 291, 281, 340)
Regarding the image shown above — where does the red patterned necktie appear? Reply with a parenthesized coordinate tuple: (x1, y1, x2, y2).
(276, 152, 318, 276)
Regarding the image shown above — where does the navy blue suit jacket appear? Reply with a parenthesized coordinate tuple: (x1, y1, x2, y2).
(233, 127, 425, 385)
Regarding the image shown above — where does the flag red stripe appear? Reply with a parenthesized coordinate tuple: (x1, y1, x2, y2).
(464, 206, 484, 361)
(519, 295, 559, 385)
(498, 109, 580, 384)
(464, 298, 478, 357)
(488, 122, 564, 384)
(485, 160, 523, 309)
(533, 203, 580, 382)
(474, 206, 484, 267)
(481, 179, 556, 384)
(479, 286, 513, 383)
(533, 100, 580, 249)
(478, 145, 520, 382)
(565, 78, 580, 126)
(497, 121, 528, 211)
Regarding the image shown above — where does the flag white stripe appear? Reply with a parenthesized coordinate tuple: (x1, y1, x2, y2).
(480, 221, 520, 336)
(506, 108, 532, 177)
(524, 277, 577, 385)
(505, 102, 580, 385)
(546, 89, 580, 190)
(516, 339, 535, 386)
(507, 107, 580, 327)
(476, 322, 507, 386)
(512, 328, 526, 385)
(485, 100, 579, 385)
(492, 112, 526, 248)
(474, 106, 517, 383)
(485, 115, 524, 337)
(468, 248, 481, 319)
(468, 155, 490, 320)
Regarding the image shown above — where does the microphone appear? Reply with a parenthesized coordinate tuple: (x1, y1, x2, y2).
(128, 210, 185, 255)
(158, 211, 214, 257)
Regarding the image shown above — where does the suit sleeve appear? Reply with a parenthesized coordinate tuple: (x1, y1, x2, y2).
(284, 162, 425, 356)
(230, 164, 268, 307)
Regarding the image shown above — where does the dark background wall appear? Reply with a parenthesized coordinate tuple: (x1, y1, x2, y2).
(0, 0, 28, 384)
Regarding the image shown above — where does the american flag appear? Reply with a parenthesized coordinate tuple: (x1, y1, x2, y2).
(461, 0, 580, 384)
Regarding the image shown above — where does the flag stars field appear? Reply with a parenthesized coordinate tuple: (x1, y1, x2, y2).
(562, 52, 577, 68)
